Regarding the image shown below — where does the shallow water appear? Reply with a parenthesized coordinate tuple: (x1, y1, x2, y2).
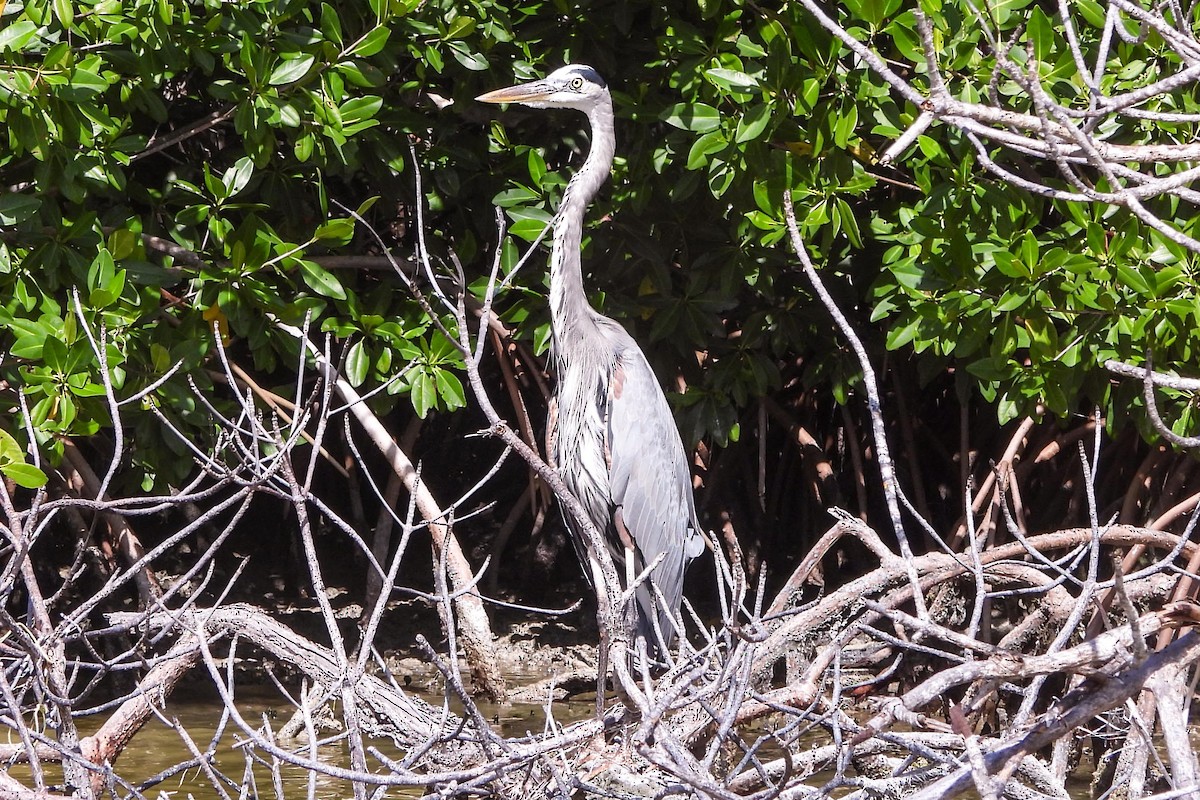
(2, 680, 1110, 799)
(4, 682, 596, 799)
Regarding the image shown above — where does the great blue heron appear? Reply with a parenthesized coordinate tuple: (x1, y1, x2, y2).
(478, 65, 705, 660)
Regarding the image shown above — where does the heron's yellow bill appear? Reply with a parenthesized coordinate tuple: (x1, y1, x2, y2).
(475, 81, 552, 105)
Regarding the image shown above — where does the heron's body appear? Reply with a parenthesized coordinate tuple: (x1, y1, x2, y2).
(479, 65, 704, 660)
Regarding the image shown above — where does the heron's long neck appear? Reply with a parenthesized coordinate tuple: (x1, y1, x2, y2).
(549, 94, 615, 361)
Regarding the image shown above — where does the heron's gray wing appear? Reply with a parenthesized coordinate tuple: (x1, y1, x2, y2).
(606, 344, 702, 653)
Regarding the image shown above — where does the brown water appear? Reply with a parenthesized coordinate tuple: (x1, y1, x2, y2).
(5, 686, 596, 799)
(2, 686, 1107, 799)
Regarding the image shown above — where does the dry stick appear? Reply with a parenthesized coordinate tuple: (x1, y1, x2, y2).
(342, 424, 423, 679)
(0, 771, 60, 800)
(1149, 660, 1200, 792)
(1148, 454, 1195, 525)
(782, 192, 929, 621)
(949, 416, 1036, 549)
(208, 363, 350, 478)
(1087, 487, 1200, 639)
(483, 329, 550, 590)
(1112, 690, 1158, 798)
(1014, 442, 1108, 733)
(0, 660, 44, 790)
(765, 519, 851, 617)
(1100, 360, 1200, 645)
(364, 470, 404, 617)
(1000, 461, 1029, 537)
(111, 606, 464, 753)
(60, 441, 161, 606)
(799, 0, 1200, 247)
(908, 630, 1200, 800)
(277, 452, 368, 800)
(0, 481, 93, 800)
(857, 603, 1189, 736)
(354, 416, 423, 619)
(488, 327, 542, 457)
(1137, 353, 1200, 450)
(76, 635, 204, 772)
(1157, 541, 1200, 651)
(754, 525, 1199, 680)
(1017, 420, 1098, 475)
(275, 321, 506, 703)
(1149, 490, 1200, 533)
(949, 705, 1001, 800)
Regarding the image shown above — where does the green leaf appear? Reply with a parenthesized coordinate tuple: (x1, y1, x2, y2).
(314, 218, 355, 244)
(68, 381, 107, 398)
(704, 68, 758, 91)
(339, 96, 382, 124)
(294, 134, 315, 162)
(434, 369, 465, 410)
(848, 0, 903, 26)
(42, 336, 69, 372)
(527, 149, 546, 184)
(299, 260, 347, 299)
(735, 104, 772, 143)
(346, 340, 369, 386)
(493, 186, 541, 206)
(2, 463, 48, 489)
(886, 316, 922, 349)
(447, 41, 487, 71)
(996, 288, 1029, 312)
(687, 131, 727, 170)
(67, 67, 108, 96)
(107, 229, 137, 260)
(444, 16, 475, 39)
(0, 429, 23, 466)
(836, 198, 862, 248)
(411, 371, 435, 418)
(268, 54, 315, 86)
(0, 21, 38, 52)
(346, 26, 390, 57)
(53, 0, 73, 28)
(0, 193, 42, 224)
(1020, 231, 1039, 273)
(1117, 60, 1147, 81)
(992, 251, 1031, 279)
(150, 343, 171, 372)
(320, 3, 343, 45)
(506, 206, 553, 241)
(1026, 6, 1054, 63)
(222, 157, 254, 197)
(91, 269, 126, 308)
(833, 105, 859, 147)
(1116, 263, 1151, 296)
(12, 332, 46, 360)
(661, 103, 722, 133)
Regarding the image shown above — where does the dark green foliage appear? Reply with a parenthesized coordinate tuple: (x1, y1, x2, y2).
(0, 0, 1196, 493)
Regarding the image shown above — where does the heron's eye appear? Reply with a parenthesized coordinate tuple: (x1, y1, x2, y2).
(569, 77, 584, 91)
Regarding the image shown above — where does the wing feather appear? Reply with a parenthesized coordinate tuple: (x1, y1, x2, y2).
(606, 345, 703, 655)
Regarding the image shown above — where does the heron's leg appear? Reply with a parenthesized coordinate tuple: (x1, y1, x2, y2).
(624, 544, 637, 657)
(612, 508, 642, 657)
(587, 551, 609, 717)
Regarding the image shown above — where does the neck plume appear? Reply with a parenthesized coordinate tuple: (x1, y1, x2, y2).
(548, 92, 616, 359)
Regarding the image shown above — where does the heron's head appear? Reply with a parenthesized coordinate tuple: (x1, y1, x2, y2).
(476, 64, 608, 112)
